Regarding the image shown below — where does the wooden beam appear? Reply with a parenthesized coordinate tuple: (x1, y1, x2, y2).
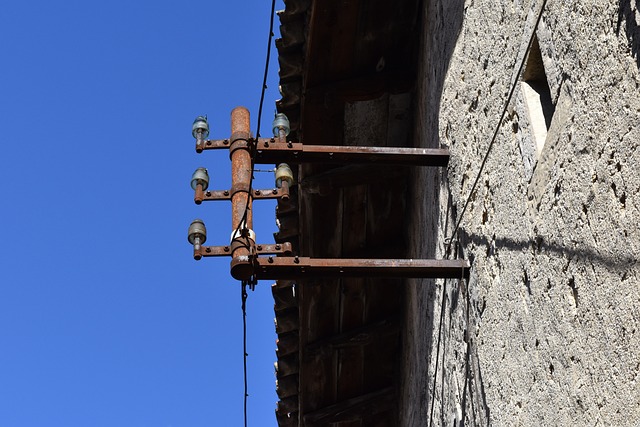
(305, 317, 401, 360)
(277, 332, 299, 357)
(302, 386, 396, 425)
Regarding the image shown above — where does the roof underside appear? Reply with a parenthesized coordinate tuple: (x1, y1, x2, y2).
(273, 0, 422, 425)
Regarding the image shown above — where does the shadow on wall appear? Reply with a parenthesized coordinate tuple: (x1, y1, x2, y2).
(402, 0, 474, 426)
(462, 231, 638, 272)
(617, 0, 640, 69)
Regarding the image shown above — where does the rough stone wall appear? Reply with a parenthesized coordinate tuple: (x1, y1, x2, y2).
(402, 0, 640, 425)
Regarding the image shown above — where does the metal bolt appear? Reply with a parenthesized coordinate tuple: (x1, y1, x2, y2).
(275, 244, 281, 250)
(206, 141, 212, 146)
(224, 190, 229, 196)
(206, 191, 211, 197)
(257, 245, 263, 251)
(206, 247, 211, 253)
(294, 256, 299, 264)
(255, 190, 261, 195)
(224, 246, 230, 252)
(223, 139, 229, 145)
(272, 189, 278, 195)
(268, 256, 274, 263)
(287, 142, 293, 148)
(264, 141, 269, 148)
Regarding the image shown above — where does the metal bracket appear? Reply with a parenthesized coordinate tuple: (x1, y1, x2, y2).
(246, 257, 470, 281)
(195, 242, 293, 259)
(198, 137, 450, 167)
(189, 108, 470, 285)
(195, 187, 288, 204)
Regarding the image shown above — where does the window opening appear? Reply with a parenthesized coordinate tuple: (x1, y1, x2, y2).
(521, 35, 555, 159)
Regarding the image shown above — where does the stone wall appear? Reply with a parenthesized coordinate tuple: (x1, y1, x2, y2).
(402, 0, 640, 425)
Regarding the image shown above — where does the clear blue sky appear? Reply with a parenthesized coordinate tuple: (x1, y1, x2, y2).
(0, 1, 285, 425)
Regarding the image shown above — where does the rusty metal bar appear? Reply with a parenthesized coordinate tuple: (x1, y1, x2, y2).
(253, 140, 450, 166)
(195, 242, 293, 258)
(197, 138, 230, 152)
(230, 257, 470, 280)
(199, 136, 449, 166)
(196, 187, 286, 204)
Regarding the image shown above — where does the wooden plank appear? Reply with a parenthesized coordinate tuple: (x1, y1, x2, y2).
(305, 317, 401, 359)
(303, 386, 396, 425)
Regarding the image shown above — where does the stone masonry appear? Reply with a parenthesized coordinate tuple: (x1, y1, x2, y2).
(402, 0, 640, 425)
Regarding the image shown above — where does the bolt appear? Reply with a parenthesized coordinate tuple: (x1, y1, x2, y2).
(206, 247, 211, 253)
(224, 190, 229, 196)
(294, 256, 299, 264)
(264, 141, 269, 148)
(272, 189, 278, 195)
(223, 139, 229, 145)
(268, 256, 274, 263)
(287, 142, 293, 148)
(206, 191, 211, 197)
(224, 246, 230, 252)
(275, 244, 281, 250)
(206, 141, 212, 146)
(255, 190, 261, 196)
(257, 245, 263, 251)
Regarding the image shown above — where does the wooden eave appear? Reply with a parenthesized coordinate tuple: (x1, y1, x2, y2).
(273, 0, 422, 425)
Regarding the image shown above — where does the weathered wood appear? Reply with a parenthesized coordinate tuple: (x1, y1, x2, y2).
(275, 309, 300, 335)
(277, 396, 299, 414)
(303, 386, 396, 425)
(277, 332, 299, 357)
(273, 283, 297, 313)
(305, 317, 401, 359)
(276, 407, 298, 427)
(277, 374, 299, 399)
(276, 353, 299, 378)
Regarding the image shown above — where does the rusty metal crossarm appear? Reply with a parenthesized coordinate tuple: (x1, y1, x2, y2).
(239, 257, 470, 280)
(196, 138, 231, 152)
(197, 136, 449, 166)
(194, 242, 293, 259)
(253, 141, 450, 166)
(195, 187, 286, 204)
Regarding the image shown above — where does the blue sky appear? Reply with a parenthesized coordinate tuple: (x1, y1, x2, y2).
(0, 1, 285, 425)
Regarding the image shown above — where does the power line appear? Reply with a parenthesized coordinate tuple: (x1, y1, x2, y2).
(430, 4, 548, 423)
(232, 0, 277, 277)
(241, 281, 249, 427)
(256, 0, 277, 139)
(239, 3, 278, 426)
(445, 0, 548, 252)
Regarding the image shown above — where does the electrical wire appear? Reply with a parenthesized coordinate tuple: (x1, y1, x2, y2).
(238, 4, 278, 427)
(256, 0, 277, 139)
(445, 0, 548, 252)
(241, 281, 249, 427)
(429, 5, 548, 423)
(232, 0, 277, 280)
